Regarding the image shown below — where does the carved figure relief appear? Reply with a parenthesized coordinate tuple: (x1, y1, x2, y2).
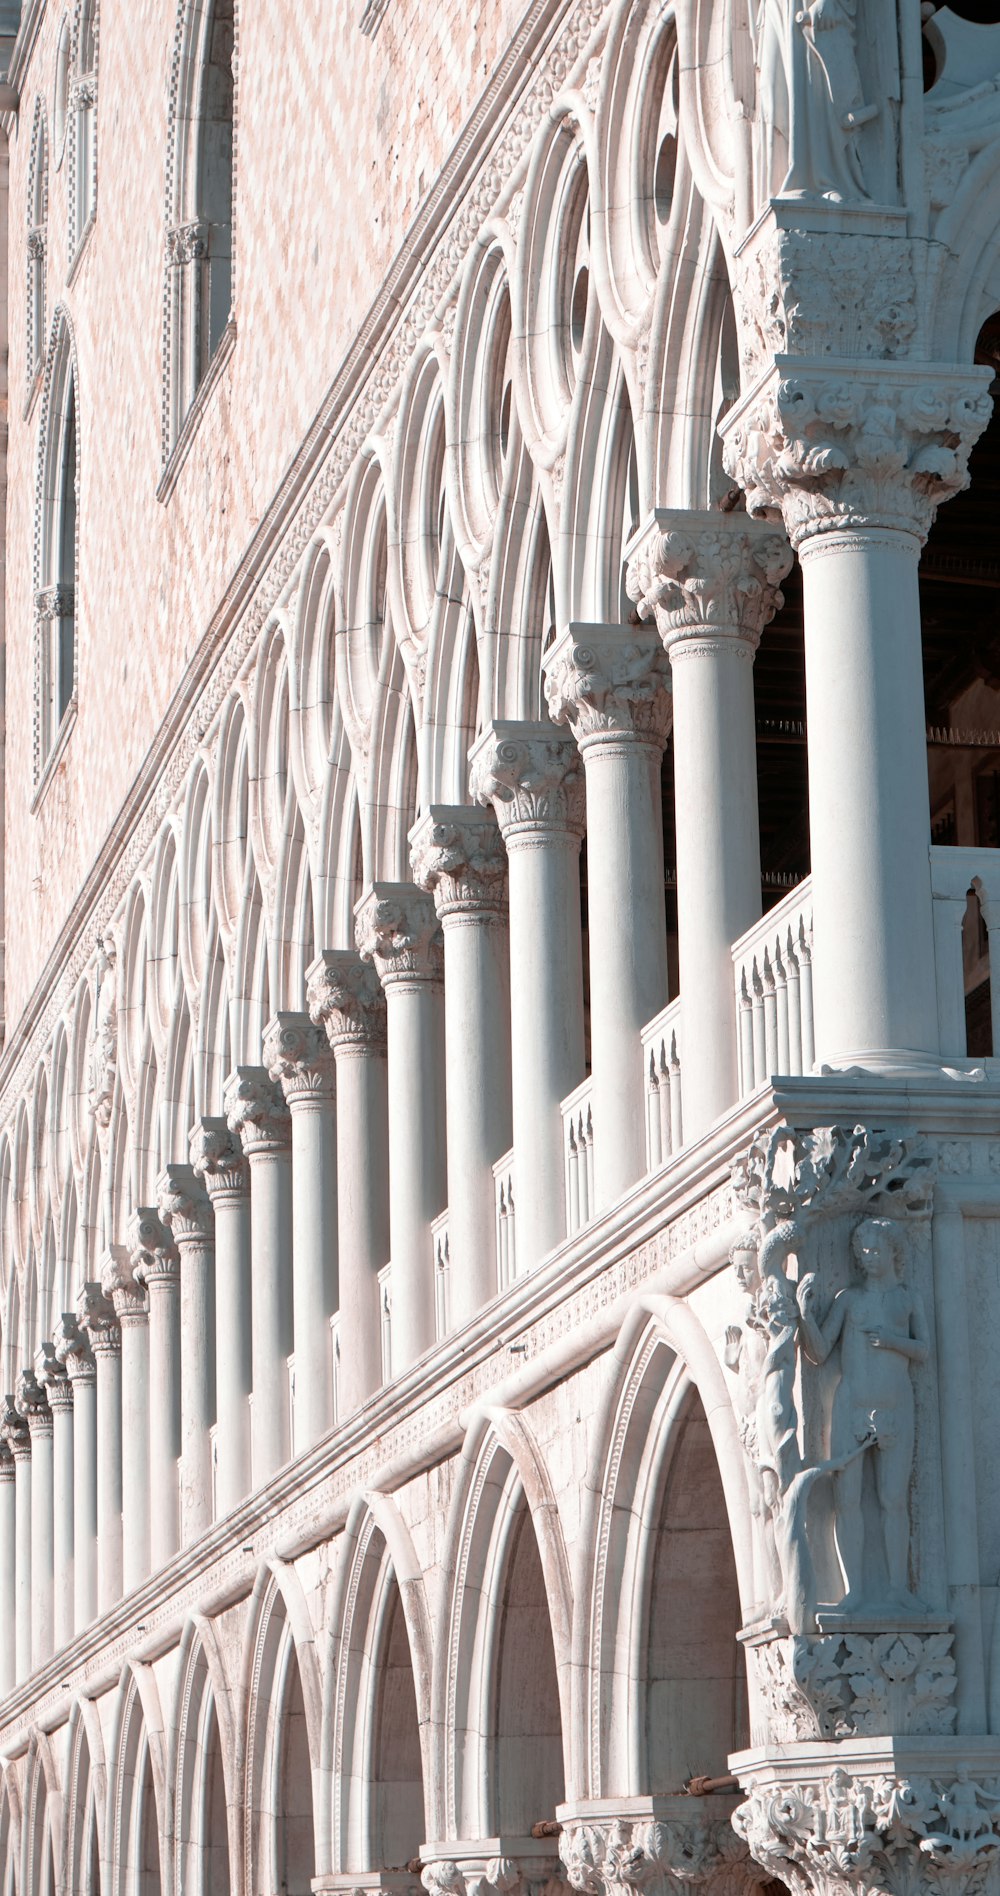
(753, 0, 877, 205)
(726, 1124, 934, 1636)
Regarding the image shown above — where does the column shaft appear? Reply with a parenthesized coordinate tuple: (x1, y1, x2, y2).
(29, 1420, 54, 1668)
(103, 1246, 150, 1592)
(226, 1069, 293, 1486)
(69, 1371, 97, 1632)
(79, 1284, 124, 1617)
(0, 1458, 13, 1692)
(357, 886, 446, 1373)
(50, 1395, 74, 1650)
(800, 530, 938, 1063)
(411, 808, 513, 1327)
(265, 1016, 338, 1453)
(191, 1120, 250, 1518)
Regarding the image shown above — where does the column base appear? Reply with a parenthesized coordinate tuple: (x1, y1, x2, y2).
(557, 1796, 767, 1896)
(731, 1740, 1000, 1896)
(815, 1049, 983, 1080)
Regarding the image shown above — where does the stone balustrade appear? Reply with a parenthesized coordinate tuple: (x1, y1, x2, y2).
(732, 879, 816, 1096)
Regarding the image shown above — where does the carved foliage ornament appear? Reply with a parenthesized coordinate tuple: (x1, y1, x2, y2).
(624, 514, 792, 651)
(746, 1628, 957, 1742)
(732, 1122, 934, 1224)
(731, 229, 917, 388)
(722, 365, 994, 547)
(560, 1816, 767, 1896)
(470, 724, 586, 838)
(306, 951, 388, 1051)
(190, 1118, 249, 1196)
(356, 885, 444, 984)
(409, 809, 509, 920)
(263, 1012, 336, 1101)
(542, 628, 673, 745)
(734, 1767, 1000, 1896)
(224, 1067, 291, 1153)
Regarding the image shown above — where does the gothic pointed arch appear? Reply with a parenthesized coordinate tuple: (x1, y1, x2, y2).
(171, 1619, 238, 1896)
(238, 1561, 322, 1896)
(65, 1697, 106, 1896)
(162, 0, 237, 458)
(21, 1731, 61, 1896)
(34, 308, 80, 782)
(26, 100, 48, 393)
(105, 1665, 167, 1896)
(68, 0, 99, 263)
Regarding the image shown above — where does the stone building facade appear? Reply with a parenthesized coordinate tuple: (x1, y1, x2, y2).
(0, 0, 999, 1892)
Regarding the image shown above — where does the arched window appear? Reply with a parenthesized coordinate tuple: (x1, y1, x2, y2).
(34, 314, 79, 778)
(69, 0, 99, 259)
(26, 100, 47, 389)
(163, 0, 236, 455)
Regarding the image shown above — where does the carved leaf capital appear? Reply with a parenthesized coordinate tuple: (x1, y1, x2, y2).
(410, 806, 509, 919)
(263, 1011, 336, 1100)
(542, 623, 673, 745)
(469, 721, 586, 839)
(355, 883, 444, 985)
(625, 512, 792, 650)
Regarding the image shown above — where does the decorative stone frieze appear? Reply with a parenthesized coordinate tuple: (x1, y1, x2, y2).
(410, 806, 509, 921)
(189, 1117, 249, 1201)
(87, 934, 118, 1130)
(356, 883, 444, 987)
(306, 949, 389, 1052)
(731, 224, 917, 387)
(76, 1280, 121, 1356)
(469, 721, 586, 840)
(732, 1750, 1000, 1896)
(541, 622, 672, 749)
(53, 1312, 95, 1385)
(34, 1340, 73, 1413)
(224, 1066, 292, 1156)
(129, 1206, 180, 1288)
(726, 1123, 935, 1635)
(0, 1396, 29, 1460)
(721, 362, 994, 547)
(15, 1369, 52, 1437)
(100, 1243, 147, 1327)
(743, 1627, 957, 1744)
(624, 512, 792, 655)
(157, 1163, 213, 1243)
(263, 1010, 336, 1103)
(559, 1798, 767, 1896)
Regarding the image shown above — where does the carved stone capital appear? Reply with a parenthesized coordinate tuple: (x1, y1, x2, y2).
(224, 1066, 292, 1156)
(69, 71, 97, 110)
(0, 1442, 14, 1482)
(99, 1244, 147, 1326)
(410, 806, 509, 921)
(53, 1312, 95, 1385)
(27, 226, 45, 263)
(356, 883, 444, 988)
(263, 1011, 336, 1104)
(469, 721, 586, 842)
(306, 950, 389, 1052)
(34, 584, 75, 622)
(189, 1117, 249, 1201)
(34, 1340, 73, 1412)
(721, 360, 993, 548)
(167, 217, 208, 265)
(0, 1394, 30, 1459)
(732, 1746, 1000, 1896)
(422, 1841, 565, 1896)
(744, 1627, 957, 1744)
(76, 1280, 121, 1356)
(542, 622, 673, 748)
(157, 1163, 213, 1245)
(129, 1206, 180, 1288)
(731, 219, 918, 391)
(625, 512, 792, 655)
(560, 1798, 766, 1896)
(16, 1367, 52, 1435)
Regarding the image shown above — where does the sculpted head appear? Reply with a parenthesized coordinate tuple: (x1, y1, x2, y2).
(852, 1217, 902, 1282)
(731, 1231, 760, 1295)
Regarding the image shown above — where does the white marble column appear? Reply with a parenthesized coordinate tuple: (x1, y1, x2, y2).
(471, 723, 586, 1267)
(0, 1445, 14, 1693)
(356, 885, 446, 1373)
(36, 1340, 74, 1652)
(307, 952, 389, 1417)
(410, 807, 512, 1325)
(100, 1244, 149, 1592)
(158, 1164, 214, 1544)
(17, 1370, 54, 1671)
(723, 359, 993, 1068)
(1, 1398, 31, 1682)
(544, 625, 672, 1201)
(191, 1118, 251, 1517)
(625, 517, 792, 1135)
(130, 1206, 182, 1570)
(264, 1014, 337, 1453)
(225, 1068, 293, 1485)
(54, 1312, 98, 1635)
(78, 1282, 122, 1615)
